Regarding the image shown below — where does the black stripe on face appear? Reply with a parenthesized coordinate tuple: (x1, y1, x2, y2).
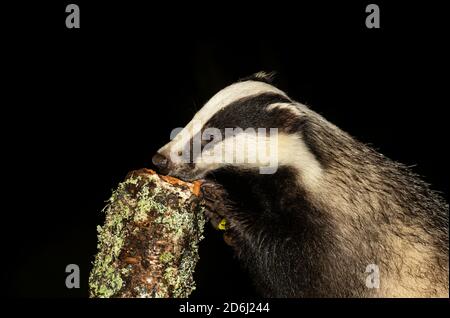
(204, 92, 293, 132)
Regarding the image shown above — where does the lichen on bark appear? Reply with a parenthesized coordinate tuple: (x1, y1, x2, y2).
(89, 169, 205, 298)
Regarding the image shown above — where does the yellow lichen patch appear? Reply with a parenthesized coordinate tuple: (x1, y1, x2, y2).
(218, 218, 227, 231)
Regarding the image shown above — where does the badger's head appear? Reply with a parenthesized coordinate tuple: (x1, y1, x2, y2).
(152, 72, 322, 187)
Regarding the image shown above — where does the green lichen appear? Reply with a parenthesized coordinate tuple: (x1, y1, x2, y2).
(158, 204, 206, 297)
(159, 251, 174, 264)
(89, 177, 141, 298)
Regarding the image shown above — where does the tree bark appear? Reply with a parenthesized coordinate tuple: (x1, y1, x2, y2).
(89, 168, 205, 298)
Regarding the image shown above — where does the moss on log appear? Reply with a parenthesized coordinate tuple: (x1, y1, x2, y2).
(89, 169, 205, 298)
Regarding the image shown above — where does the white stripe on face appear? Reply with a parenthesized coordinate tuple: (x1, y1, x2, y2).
(192, 131, 323, 186)
(157, 80, 288, 157)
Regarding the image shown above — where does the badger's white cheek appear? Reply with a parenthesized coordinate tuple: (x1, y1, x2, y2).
(276, 133, 323, 188)
(194, 142, 225, 173)
(195, 132, 323, 188)
(193, 132, 279, 173)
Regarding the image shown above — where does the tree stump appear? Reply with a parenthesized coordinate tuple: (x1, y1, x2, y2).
(89, 169, 205, 298)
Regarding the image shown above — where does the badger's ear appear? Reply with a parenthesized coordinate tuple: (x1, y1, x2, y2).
(239, 71, 276, 84)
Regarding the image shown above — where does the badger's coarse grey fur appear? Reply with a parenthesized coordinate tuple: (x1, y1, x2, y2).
(154, 72, 449, 297)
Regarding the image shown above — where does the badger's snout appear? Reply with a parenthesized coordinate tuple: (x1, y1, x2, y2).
(152, 152, 170, 175)
(152, 151, 200, 181)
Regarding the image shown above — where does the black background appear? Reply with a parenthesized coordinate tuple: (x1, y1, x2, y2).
(3, 0, 448, 305)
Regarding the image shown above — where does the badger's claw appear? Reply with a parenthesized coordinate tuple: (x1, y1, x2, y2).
(201, 182, 227, 206)
(201, 181, 228, 214)
(202, 197, 227, 217)
(201, 180, 230, 229)
(200, 181, 238, 246)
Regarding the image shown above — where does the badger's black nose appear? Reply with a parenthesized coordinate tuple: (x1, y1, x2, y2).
(152, 153, 169, 173)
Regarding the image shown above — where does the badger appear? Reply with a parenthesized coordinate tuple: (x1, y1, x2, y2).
(152, 72, 449, 297)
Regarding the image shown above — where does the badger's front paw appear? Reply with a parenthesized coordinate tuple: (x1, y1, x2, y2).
(200, 181, 238, 246)
(201, 181, 229, 225)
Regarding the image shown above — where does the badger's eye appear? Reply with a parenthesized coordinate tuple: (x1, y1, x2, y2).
(177, 150, 183, 156)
